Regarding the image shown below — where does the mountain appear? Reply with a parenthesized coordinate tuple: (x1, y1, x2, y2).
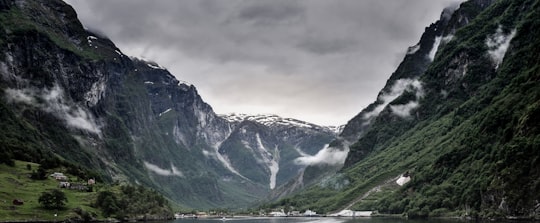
(220, 113, 341, 135)
(0, 0, 336, 209)
(266, 0, 540, 219)
(218, 113, 337, 190)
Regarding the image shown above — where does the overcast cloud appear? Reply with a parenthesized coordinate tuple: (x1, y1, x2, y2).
(64, 0, 461, 126)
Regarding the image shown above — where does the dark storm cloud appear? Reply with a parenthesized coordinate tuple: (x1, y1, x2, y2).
(65, 0, 461, 125)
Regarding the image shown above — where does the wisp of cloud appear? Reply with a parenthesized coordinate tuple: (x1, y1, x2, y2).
(295, 144, 348, 166)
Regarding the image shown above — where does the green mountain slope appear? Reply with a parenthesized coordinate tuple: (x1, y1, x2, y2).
(265, 0, 540, 219)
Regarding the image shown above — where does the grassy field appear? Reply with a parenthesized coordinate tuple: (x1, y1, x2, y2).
(0, 160, 101, 221)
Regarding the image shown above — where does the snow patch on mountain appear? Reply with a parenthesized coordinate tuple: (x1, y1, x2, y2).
(215, 147, 250, 180)
(293, 145, 309, 157)
(219, 113, 338, 134)
(428, 33, 455, 62)
(327, 125, 345, 134)
(172, 125, 187, 146)
(178, 80, 193, 87)
(147, 63, 165, 70)
(254, 133, 280, 189)
(486, 25, 516, 69)
(210, 126, 251, 181)
(269, 146, 280, 190)
(86, 36, 97, 46)
(159, 108, 172, 117)
(217, 151, 250, 181)
(428, 36, 442, 61)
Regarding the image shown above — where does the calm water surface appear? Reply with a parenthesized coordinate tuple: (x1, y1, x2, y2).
(165, 217, 499, 223)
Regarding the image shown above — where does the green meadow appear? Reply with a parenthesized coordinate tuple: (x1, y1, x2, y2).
(0, 160, 100, 221)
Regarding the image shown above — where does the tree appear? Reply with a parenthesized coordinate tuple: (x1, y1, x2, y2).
(38, 189, 67, 210)
(0, 150, 14, 166)
(95, 191, 119, 217)
(31, 166, 47, 180)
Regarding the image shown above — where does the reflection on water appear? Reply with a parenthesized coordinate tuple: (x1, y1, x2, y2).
(167, 217, 474, 223)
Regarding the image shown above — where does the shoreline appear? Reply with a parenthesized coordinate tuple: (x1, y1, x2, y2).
(3, 213, 539, 222)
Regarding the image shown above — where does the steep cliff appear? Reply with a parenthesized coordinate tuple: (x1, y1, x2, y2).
(0, 0, 336, 209)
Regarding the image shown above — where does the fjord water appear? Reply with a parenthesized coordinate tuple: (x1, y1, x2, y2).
(167, 217, 496, 223)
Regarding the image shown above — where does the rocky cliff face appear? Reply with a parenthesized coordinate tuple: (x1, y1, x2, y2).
(219, 114, 337, 190)
(0, 0, 336, 208)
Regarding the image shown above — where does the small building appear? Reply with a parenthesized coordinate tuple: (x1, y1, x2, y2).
(396, 175, 411, 186)
(288, 211, 301, 216)
(59, 181, 71, 188)
(50, 172, 68, 181)
(69, 183, 88, 191)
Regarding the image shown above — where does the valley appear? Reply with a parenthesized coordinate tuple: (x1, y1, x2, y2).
(0, 0, 539, 221)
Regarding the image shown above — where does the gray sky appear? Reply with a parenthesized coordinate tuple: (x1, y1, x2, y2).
(64, 0, 460, 126)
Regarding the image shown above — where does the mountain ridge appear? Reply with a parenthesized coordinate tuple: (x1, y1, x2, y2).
(0, 0, 337, 209)
(219, 113, 343, 134)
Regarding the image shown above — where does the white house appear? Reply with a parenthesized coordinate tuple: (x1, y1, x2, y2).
(304, 210, 317, 216)
(50, 172, 68, 181)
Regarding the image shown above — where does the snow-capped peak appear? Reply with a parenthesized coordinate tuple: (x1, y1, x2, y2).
(219, 113, 341, 134)
(327, 125, 345, 135)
